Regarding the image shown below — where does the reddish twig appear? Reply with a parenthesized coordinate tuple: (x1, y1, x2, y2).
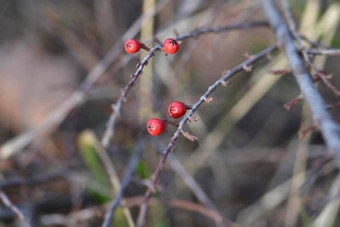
(284, 94, 304, 110)
(299, 102, 340, 137)
(300, 125, 317, 138)
(101, 20, 270, 148)
(326, 102, 340, 110)
(269, 69, 292, 75)
(136, 44, 278, 227)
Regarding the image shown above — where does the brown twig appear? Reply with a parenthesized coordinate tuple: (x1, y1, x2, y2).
(284, 94, 304, 110)
(262, 0, 340, 160)
(0, 190, 31, 227)
(269, 69, 292, 75)
(41, 196, 228, 226)
(136, 44, 278, 227)
(101, 20, 270, 148)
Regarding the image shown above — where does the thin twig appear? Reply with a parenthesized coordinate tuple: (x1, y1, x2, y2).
(136, 44, 278, 227)
(281, 0, 340, 96)
(102, 139, 143, 227)
(262, 0, 340, 161)
(299, 34, 334, 49)
(0, 190, 31, 227)
(82, 131, 135, 227)
(0, 173, 63, 189)
(167, 153, 234, 227)
(101, 20, 270, 148)
(177, 20, 269, 40)
(41, 196, 226, 226)
(307, 49, 340, 56)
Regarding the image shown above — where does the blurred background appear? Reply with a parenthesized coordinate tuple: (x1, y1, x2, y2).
(0, 0, 340, 226)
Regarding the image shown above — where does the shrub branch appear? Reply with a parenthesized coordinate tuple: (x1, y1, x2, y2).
(261, 0, 340, 161)
(136, 44, 278, 227)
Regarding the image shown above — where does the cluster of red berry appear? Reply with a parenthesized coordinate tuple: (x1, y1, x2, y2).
(124, 38, 180, 54)
(147, 101, 188, 136)
(124, 38, 184, 136)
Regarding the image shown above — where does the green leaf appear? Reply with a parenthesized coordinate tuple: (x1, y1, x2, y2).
(135, 160, 150, 179)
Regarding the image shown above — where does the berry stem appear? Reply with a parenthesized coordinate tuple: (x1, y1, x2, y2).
(185, 104, 192, 110)
(163, 119, 179, 127)
(140, 43, 151, 52)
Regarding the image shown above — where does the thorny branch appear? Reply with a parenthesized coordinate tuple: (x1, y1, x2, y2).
(136, 44, 278, 227)
(101, 20, 269, 148)
(261, 0, 340, 160)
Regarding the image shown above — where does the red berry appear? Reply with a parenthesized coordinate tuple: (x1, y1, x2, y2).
(147, 118, 166, 136)
(125, 39, 141, 53)
(168, 101, 187, 118)
(163, 38, 179, 54)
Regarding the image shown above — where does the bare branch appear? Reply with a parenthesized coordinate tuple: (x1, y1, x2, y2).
(102, 140, 143, 227)
(0, 190, 31, 227)
(280, 0, 340, 96)
(136, 44, 278, 227)
(307, 49, 340, 56)
(101, 20, 270, 148)
(299, 34, 334, 49)
(262, 0, 340, 162)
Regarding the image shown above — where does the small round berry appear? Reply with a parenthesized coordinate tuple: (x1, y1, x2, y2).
(168, 101, 187, 118)
(125, 39, 141, 54)
(147, 118, 166, 136)
(163, 38, 179, 54)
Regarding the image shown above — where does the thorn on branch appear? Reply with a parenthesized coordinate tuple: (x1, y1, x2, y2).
(284, 94, 303, 110)
(316, 72, 340, 96)
(204, 97, 214, 103)
(242, 64, 252, 72)
(266, 53, 273, 60)
(244, 52, 253, 59)
(300, 125, 317, 138)
(269, 69, 292, 75)
(222, 70, 230, 76)
(136, 63, 141, 69)
(188, 117, 199, 122)
(326, 102, 340, 110)
(181, 131, 199, 142)
(221, 80, 231, 87)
